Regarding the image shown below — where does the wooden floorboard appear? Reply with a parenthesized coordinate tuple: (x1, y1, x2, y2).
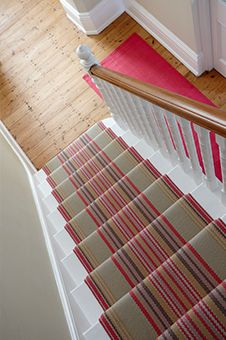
(1, 0, 226, 169)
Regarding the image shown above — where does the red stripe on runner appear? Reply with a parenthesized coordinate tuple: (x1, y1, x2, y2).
(144, 159, 161, 177)
(97, 121, 107, 130)
(43, 166, 51, 175)
(58, 205, 71, 222)
(112, 256, 135, 288)
(65, 224, 81, 244)
(130, 289, 161, 335)
(97, 228, 116, 254)
(85, 276, 110, 310)
(162, 175, 184, 198)
(86, 207, 102, 227)
(73, 247, 93, 273)
(69, 175, 81, 190)
(52, 189, 63, 203)
(99, 314, 120, 340)
(47, 176, 57, 188)
(185, 194, 213, 223)
(129, 146, 144, 163)
(186, 243, 222, 284)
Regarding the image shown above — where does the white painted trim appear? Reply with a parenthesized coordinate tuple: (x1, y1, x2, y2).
(60, 0, 125, 35)
(0, 122, 78, 340)
(191, 0, 213, 71)
(211, 0, 226, 77)
(124, 0, 206, 76)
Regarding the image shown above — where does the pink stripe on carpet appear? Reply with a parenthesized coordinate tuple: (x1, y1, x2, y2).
(83, 33, 222, 181)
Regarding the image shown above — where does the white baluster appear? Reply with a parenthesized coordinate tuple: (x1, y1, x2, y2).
(216, 135, 226, 204)
(143, 101, 164, 150)
(179, 118, 202, 183)
(165, 112, 190, 170)
(98, 79, 128, 129)
(153, 106, 177, 162)
(196, 126, 218, 191)
(122, 90, 154, 143)
(126, 92, 159, 150)
(119, 90, 144, 138)
(111, 85, 141, 137)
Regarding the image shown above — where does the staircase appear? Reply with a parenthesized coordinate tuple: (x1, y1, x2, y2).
(23, 46, 226, 338)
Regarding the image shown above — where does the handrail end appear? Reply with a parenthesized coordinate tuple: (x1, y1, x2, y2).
(76, 44, 99, 72)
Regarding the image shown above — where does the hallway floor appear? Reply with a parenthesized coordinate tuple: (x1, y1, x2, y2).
(1, 0, 226, 169)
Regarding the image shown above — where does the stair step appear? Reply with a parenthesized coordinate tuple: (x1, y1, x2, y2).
(53, 228, 75, 258)
(34, 168, 47, 184)
(71, 282, 103, 326)
(48, 209, 65, 233)
(83, 322, 109, 340)
(98, 219, 225, 339)
(192, 183, 226, 218)
(43, 136, 146, 212)
(61, 252, 87, 287)
(38, 177, 53, 197)
(42, 122, 109, 178)
(43, 194, 58, 213)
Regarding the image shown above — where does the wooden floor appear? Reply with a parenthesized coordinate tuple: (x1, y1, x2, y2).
(1, 0, 226, 169)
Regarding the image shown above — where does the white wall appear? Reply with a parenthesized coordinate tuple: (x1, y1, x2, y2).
(0, 133, 71, 340)
(137, 0, 198, 51)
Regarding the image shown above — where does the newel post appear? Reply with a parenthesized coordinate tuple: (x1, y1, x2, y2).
(76, 45, 99, 72)
(76, 45, 126, 129)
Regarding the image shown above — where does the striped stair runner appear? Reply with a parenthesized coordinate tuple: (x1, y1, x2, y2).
(99, 219, 226, 339)
(39, 120, 225, 339)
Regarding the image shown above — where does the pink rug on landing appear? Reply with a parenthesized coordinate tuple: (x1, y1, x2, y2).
(83, 33, 222, 181)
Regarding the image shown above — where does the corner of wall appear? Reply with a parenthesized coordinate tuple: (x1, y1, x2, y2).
(125, 0, 213, 76)
(60, 0, 125, 35)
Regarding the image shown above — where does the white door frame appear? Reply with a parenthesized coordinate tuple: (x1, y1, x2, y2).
(210, 0, 226, 77)
(191, 0, 214, 72)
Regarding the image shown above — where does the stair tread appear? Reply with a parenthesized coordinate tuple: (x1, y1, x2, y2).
(63, 160, 161, 243)
(84, 194, 214, 311)
(74, 175, 184, 273)
(46, 127, 118, 187)
(99, 219, 226, 339)
(52, 142, 141, 204)
(158, 281, 226, 339)
(43, 122, 107, 175)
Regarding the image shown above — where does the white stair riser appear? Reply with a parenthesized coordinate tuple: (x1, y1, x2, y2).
(83, 322, 110, 340)
(53, 229, 75, 258)
(61, 252, 88, 287)
(71, 283, 103, 326)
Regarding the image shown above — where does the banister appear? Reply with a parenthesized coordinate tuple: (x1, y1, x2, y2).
(89, 65, 226, 137)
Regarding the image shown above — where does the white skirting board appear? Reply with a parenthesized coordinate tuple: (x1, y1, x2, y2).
(124, 0, 205, 76)
(59, 0, 125, 35)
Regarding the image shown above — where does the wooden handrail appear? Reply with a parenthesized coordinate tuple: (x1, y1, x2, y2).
(90, 65, 226, 137)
